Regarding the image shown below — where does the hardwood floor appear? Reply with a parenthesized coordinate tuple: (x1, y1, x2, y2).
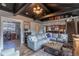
(20, 44, 34, 56)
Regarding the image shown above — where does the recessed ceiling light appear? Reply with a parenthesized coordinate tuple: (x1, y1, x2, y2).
(1, 3, 7, 7)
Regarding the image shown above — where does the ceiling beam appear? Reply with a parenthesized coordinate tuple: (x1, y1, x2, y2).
(40, 8, 79, 20)
(13, 3, 17, 13)
(15, 3, 31, 15)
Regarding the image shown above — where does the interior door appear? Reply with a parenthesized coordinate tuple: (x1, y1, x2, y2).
(1, 16, 24, 50)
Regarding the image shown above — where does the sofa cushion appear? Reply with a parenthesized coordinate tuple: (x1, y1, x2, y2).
(52, 33, 58, 38)
(57, 38, 64, 43)
(36, 34, 42, 41)
(61, 34, 68, 39)
(28, 35, 37, 42)
(51, 33, 58, 41)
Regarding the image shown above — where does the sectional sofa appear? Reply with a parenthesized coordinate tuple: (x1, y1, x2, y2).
(27, 33, 68, 51)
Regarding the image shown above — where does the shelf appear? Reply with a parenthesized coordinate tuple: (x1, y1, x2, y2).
(46, 25, 66, 33)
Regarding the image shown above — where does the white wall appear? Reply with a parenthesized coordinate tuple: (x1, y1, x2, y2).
(13, 15, 33, 22)
(12, 15, 42, 35)
(0, 17, 2, 51)
(0, 10, 13, 17)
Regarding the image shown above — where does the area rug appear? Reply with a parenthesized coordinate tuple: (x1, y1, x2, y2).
(30, 49, 52, 56)
(30, 48, 72, 56)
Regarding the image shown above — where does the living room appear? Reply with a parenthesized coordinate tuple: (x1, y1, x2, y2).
(0, 3, 79, 56)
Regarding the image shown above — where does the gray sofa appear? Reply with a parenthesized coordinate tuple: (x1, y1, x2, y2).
(27, 33, 49, 51)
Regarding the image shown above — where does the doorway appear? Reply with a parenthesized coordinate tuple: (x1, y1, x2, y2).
(3, 21, 21, 50)
(1, 16, 24, 51)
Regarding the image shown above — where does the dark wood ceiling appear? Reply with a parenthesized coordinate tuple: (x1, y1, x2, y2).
(0, 3, 26, 13)
(0, 3, 79, 21)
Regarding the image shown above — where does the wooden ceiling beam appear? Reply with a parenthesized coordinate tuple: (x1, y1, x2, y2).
(40, 8, 79, 20)
(15, 3, 31, 15)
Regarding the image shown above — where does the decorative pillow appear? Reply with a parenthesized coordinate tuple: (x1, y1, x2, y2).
(46, 33, 52, 39)
(46, 33, 50, 38)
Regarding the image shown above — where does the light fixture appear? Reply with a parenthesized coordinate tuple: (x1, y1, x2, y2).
(33, 5, 43, 15)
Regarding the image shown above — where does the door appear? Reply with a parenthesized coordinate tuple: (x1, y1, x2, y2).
(1, 16, 24, 50)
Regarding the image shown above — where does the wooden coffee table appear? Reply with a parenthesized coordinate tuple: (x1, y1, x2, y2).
(44, 41, 63, 56)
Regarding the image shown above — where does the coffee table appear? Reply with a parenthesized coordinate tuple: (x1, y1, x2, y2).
(44, 41, 63, 56)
